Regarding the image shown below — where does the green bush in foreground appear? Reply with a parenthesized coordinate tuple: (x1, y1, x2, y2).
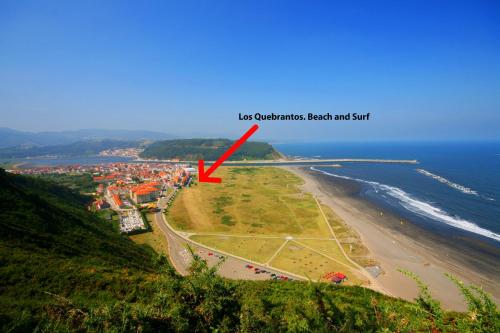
(4, 253, 498, 332)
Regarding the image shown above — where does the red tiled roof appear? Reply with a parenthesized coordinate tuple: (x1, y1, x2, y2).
(112, 194, 123, 207)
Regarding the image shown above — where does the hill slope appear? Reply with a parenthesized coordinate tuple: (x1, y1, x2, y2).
(0, 169, 157, 329)
(0, 127, 174, 148)
(0, 170, 497, 332)
(0, 139, 140, 158)
(140, 139, 281, 161)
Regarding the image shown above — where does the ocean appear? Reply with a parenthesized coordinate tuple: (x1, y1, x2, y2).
(274, 141, 500, 246)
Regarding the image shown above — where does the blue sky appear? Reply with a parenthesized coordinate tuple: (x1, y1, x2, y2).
(0, 0, 499, 142)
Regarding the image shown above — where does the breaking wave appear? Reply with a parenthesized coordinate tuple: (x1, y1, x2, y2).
(311, 167, 500, 242)
(416, 169, 478, 195)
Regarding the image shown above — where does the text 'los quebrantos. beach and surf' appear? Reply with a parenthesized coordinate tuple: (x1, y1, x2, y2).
(238, 112, 371, 121)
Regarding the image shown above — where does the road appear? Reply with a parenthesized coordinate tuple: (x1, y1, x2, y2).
(154, 197, 301, 281)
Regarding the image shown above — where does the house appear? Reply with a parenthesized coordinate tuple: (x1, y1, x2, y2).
(129, 182, 162, 203)
(94, 199, 110, 210)
(112, 194, 124, 208)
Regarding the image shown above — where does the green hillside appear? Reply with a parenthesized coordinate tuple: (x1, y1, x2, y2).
(0, 169, 158, 331)
(140, 139, 280, 161)
(0, 169, 497, 332)
(0, 139, 140, 158)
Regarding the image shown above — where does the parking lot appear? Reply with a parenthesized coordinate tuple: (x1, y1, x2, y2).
(120, 209, 145, 233)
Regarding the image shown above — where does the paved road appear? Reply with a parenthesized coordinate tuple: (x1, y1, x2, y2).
(153, 195, 302, 281)
(153, 212, 296, 280)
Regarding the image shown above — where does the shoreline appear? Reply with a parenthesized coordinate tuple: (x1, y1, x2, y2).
(284, 166, 500, 311)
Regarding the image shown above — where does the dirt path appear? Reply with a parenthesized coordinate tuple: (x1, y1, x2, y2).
(313, 196, 387, 293)
(154, 203, 304, 281)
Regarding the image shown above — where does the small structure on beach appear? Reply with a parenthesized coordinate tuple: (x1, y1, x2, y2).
(323, 272, 347, 284)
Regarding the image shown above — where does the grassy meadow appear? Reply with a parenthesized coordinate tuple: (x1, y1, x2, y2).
(190, 235, 285, 263)
(168, 167, 331, 236)
(167, 166, 368, 283)
(268, 241, 363, 283)
(130, 213, 169, 255)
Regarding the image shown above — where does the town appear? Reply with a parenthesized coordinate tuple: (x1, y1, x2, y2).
(10, 162, 195, 233)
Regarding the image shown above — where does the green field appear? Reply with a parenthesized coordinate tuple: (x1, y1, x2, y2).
(168, 167, 331, 236)
(130, 213, 169, 255)
(269, 241, 363, 284)
(168, 166, 368, 283)
(190, 235, 284, 263)
(297, 239, 353, 267)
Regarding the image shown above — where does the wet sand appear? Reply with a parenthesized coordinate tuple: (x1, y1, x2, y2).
(285, 166, 500, 311)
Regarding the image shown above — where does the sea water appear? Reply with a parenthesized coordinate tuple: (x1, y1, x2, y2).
(275, 141, 500, 246)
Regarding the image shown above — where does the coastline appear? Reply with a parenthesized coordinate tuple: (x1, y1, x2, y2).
(284, 166, 500, 311)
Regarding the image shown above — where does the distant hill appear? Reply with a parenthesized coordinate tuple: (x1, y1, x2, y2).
(0, 127, 174, 148)
(140, 139, 281, 161)
(0, 139, 142, 158)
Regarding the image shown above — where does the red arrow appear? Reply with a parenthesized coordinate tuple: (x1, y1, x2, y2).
(198, 124, 259, 183)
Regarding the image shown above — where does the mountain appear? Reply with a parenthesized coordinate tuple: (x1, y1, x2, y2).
(0, 128, 174, 148)
(140, 139, 281, 161)
(0, 139, 141, 158)
(0, 170, 496, 332)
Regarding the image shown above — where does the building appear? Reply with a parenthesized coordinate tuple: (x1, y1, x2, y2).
(93, 173, 120, 183)
(94, 199, 110, 210)
(130, 182, 161, 203)
(112, 194, 124, 208)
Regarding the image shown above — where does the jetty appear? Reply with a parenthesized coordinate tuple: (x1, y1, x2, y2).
(222, 158, 419, 165)
(134, 158, 419, 166)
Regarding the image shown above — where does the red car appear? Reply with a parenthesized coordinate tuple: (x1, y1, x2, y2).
(330, 276, 342, 284)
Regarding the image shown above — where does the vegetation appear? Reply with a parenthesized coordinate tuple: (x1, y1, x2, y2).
(319, 203, 376, 267)
(0, 168, 157, 330)
(34, 172, 97, 194)
(0, 161, 16, 169)
(190, 235, 285, 263)
(168, 167, 331, 236)
(269, 241, 362, 283)
(0, 127, 172, 148)
(0, 139, 140, 158)
(140, 139, 280, 161)
(0, 169, 498, 332)
(130, 213, 169, 255)
(168, 167, 363, 283)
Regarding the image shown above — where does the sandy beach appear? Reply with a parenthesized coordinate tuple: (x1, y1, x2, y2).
(285, 166, 500, 311)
